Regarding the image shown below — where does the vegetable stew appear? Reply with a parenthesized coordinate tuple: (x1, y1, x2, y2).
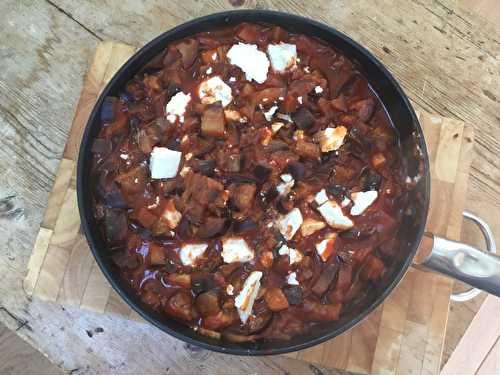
(89, 22, 410, 342)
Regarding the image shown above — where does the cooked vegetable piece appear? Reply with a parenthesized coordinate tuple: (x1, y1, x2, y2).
(312, 264, 338, 296)
(292, 107, 316, 130)
(201, 103, 226, 138)
(196, 290, 221, 316)
(265, 288, 290, 311)
(165, 292, 197, 321)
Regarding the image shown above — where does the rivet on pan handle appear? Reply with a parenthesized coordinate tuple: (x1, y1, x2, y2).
(451, 211, 497, 302)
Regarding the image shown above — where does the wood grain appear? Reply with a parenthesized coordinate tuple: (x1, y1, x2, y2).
(0, 1, 498, 374)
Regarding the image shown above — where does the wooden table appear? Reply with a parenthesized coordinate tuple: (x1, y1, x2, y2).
(0, 1, 498, 374)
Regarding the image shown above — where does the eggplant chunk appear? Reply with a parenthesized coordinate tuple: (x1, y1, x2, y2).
(201, 103, 226, 138)
(292, 107, 316, 130)
(312, 264, 338, 296)
(196, 290, 221, 317)
(104, 208, 128, 243)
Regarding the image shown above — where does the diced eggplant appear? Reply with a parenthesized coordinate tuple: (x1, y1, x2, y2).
(191, 273, 216, 295)
(175, 38, 199, 69)
(111, 251, 140, 270)
(292, 107, 316, 130)
(295, 138, 320, 159)
(165, 291, 197, 321)
(217, 151, 241, 173)
(326, 184, 346, 198)
(192, 159, 216, 177)
(233, 218, 258, 234)
(351, 99, 375, 122)
(165, 273, 192, 288)
(149, 244, 167, 265)
(91, 138, 112, 155)
(203, 310, 239, 330)
(104, 208, 128, 243)
(230, 183, 257, 212)
(330, 94, 347, 112)
(101, 97, 116, 123)
(301, 299, 341, 321)
(222, 332, 259, 343)
(360, 255, 385, 281)
(265, 288, 290, 312)
(286, 162, 306, 180)
(114, 164, 148, 196)
(195, 216, 228, 239)
(311, 264, 338, 296)
(196, 290, 221, 317)
(265, 140, 289, 152)
(201, 103, 226, 138)
(252, 164, 272, 182)
(363, 171, 382, 190)
(283, 285, 303, 305)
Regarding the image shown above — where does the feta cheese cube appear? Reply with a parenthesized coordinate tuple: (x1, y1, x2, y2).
(149, 147, 182, 179)
(161, 199, 182, 229)
(165, 91, 191, 123)
(314, 86, 324, 94)
(277, 208, 303, 240)
(315, 233, 337, 262)
(314, 189, 329, 206)
(221, 237, 255, 263)
(341, 197, 351, 207)
(198, 76, 233, 107)
(206, 67, 213, 75)
(227, 43, 270, 84)
(287, 272, 299, 285)
(226, 284, 234, 296)
(234, 271, 263, 324)
(267, 43, 297, 72)
(276, 174, 294, 196)
(263, 105, 278, 121)
(224, 109, 246, 123)
(300, 218, 326, 236)
(277, 244, 303, 265)
(318, 126, 348, 152)
(350, 191, 378, 216)
(317, 200, 353, 230)
(180, 243, 208, 266)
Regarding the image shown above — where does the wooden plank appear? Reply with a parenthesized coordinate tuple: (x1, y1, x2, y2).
(321, 330, 352, 370)
(40, 158, 75, 228)
(396, 320, 428, 375)
(34, 189, 80, 301)
(104, 289, 133, 317)
(58, 235, 95, 306)
(441, 296, 500, 375)
(476, 336, 500, 375)
(345, 306, 383, 374)
(23, 227, 53, 296)
(80, 262, 112, 313)
(371, 327, 403, 375)
(434, 119, 465, 183)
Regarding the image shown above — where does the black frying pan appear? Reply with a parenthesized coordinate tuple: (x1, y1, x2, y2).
(77, 10, 500, 356)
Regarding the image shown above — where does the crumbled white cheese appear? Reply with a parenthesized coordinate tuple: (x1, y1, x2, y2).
(276, 175, 295, 196)
(278, 244, 303, 265)
(262, 98, 269, 102)
(120, 153, 129, 160)
(211, 52, 217, 61)
(297, 96, 303, 104)
(165, 92, 191, 123)
(314, 189, 329, 206)
(263, 105, 278, 121)
(314, 86, 324, 94)
(179, 243, 208, 266)
(206, 67, 213, 75)
(147, 196, 160, 209)
(318, 126, 348, 152)
(271, 122, 285, 133)
(341, 197, 351, 207)
(317, 200, 354, 230)
(235, 271, 263, 324)
(185, 152, 193, 161)
(229, 76, 237, 82)
(161, 199, 182, 228)
(276, 113, 293, 122)
(287, 272, 299, 285)
(221, 237, 255, 263)
(405, 176, 412, 184)
(315, 233, 337, 262)
(267, 43, 297, 72)
(198, 76, 233, 107)
(277, 208, 303, 240)
(300, 218, 326, 236)
(226, 284, 234, 296)
(350, 191, 378, 216)
(227, 43, 270, 84)
(293, 130, 304, 140)
(149, 147, 182, 179)
(304, 66, 311, 73)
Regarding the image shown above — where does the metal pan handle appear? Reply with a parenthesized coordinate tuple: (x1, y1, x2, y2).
(418, 211, 498, 301)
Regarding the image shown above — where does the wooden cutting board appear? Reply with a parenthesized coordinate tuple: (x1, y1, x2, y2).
(24, 42, 474, 375)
